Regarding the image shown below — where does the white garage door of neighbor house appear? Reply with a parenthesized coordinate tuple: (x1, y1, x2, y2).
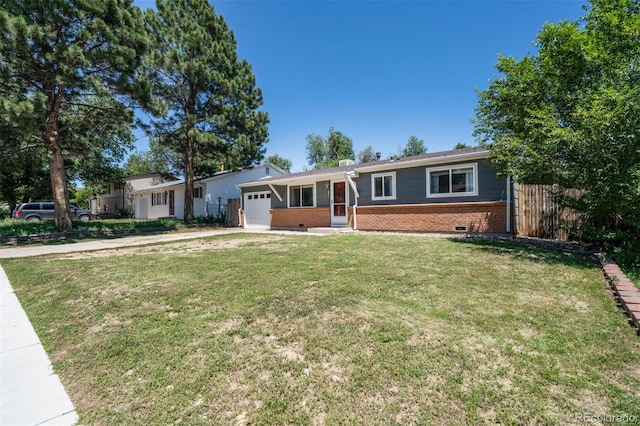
(244, 191, 271, 228)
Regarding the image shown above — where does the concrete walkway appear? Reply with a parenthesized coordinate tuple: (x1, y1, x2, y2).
(0, 228, 250, 259)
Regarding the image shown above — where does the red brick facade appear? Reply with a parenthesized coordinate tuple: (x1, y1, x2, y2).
(270, 207, 331, 229)
(354, 202, 508, 233)
(262, 202, 508, 233)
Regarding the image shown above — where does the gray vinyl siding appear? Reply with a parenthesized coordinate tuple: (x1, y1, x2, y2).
(357, 161, 507, 206)
(270, 185, 288, 209)
(316, 181, 330, 207)
(269, 182, 330, 209)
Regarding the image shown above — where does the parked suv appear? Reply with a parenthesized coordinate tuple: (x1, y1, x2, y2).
(12, 202, 92, 222)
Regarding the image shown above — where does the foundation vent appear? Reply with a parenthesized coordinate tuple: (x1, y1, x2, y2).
(454, 226, 468, 232)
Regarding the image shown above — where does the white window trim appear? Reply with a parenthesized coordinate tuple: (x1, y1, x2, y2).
(287, 183, 316, 208)
(426, 163, 479, 198)
(371, 172, 397, 201)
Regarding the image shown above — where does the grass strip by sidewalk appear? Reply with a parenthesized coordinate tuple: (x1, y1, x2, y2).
(0, 217, 186, 236)
(2, 233, 639, 425)
(0, 218, 221, 246)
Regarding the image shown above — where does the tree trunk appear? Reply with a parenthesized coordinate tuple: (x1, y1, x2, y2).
(183, 136, 195, 223)
(48, 147, 72, 231)
(45, 82, 72, 231)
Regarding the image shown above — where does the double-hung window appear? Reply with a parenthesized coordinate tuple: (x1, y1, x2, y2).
(193, 187, 203, 199)
(426, 163, 478, 197)
(289, 184, 314, 207)
(371, 172, 396, 200)
(152, 192, 167, 206)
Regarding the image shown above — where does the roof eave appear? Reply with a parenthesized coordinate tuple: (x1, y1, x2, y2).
(354, 150, 490, 173)
(237, 171, 351, 187)
(237, 149, 490, 188)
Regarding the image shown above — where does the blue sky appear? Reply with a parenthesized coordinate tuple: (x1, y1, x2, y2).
(133, 0, 586, 172)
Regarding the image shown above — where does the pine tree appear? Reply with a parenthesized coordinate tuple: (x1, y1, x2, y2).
(144, 0, 269, 222)
(0, 0, 148, 230)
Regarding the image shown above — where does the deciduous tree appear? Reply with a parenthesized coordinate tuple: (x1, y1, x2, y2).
(454, 142, 471, 150)
(0, 137, 50, 211)
(473, 0, 640, 265)
(124, 150, 172, 176)
(357, 146, 379, 163)
(400, 136, 427, 157)
(265, 154, 292, 173)
(306, 127, 354, 169)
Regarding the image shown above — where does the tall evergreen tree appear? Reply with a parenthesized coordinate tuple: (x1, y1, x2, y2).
(0, 0, 148, 230)
(144, 0, 269, 222)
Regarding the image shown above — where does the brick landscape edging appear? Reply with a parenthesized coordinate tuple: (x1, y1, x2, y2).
(599, 255, 640, 334)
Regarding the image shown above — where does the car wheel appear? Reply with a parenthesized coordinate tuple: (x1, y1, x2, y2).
(79, 214, 90, 223)
(26, 216, 41, 222)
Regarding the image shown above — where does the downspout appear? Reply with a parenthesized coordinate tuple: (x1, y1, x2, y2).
(506, 176, 511, 234)
(345, 172, 359, 230)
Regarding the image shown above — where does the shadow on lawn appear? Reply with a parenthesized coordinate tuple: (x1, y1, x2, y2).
(448, 236, 598, 270)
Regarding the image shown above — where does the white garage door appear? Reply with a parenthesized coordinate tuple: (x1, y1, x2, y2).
(244, 191, 271, 228)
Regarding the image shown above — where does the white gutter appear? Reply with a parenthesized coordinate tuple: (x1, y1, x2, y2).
(268, 184, 283, 202)
(506, 176, 511, 233)
(345, 172, 360, 230)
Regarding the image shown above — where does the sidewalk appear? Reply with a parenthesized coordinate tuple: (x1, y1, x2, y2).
(1, 265, 78, 425)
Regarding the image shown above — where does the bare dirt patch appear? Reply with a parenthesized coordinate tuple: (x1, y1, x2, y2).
(58, 236, 283, 259)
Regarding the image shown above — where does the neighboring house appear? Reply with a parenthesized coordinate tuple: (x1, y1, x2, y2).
(133, 163, 286, 220)
(237, 147, 513, 233)
(92, 173, 170, 216)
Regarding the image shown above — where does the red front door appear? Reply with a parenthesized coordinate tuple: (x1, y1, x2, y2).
(331, 181, 348, 226)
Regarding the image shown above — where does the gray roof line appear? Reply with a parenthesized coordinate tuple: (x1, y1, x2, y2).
(240, 147, 489, 185)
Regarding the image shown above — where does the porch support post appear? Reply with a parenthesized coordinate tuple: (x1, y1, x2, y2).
(268, 184, 283, 202)
(345, 172, 359, 230)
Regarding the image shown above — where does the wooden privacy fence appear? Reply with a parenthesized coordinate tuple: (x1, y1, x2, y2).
(226, 198, 240, 226)
(516, 184, 584, 240)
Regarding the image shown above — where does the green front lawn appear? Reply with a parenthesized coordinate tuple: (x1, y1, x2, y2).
(2, 234, 639, 425)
